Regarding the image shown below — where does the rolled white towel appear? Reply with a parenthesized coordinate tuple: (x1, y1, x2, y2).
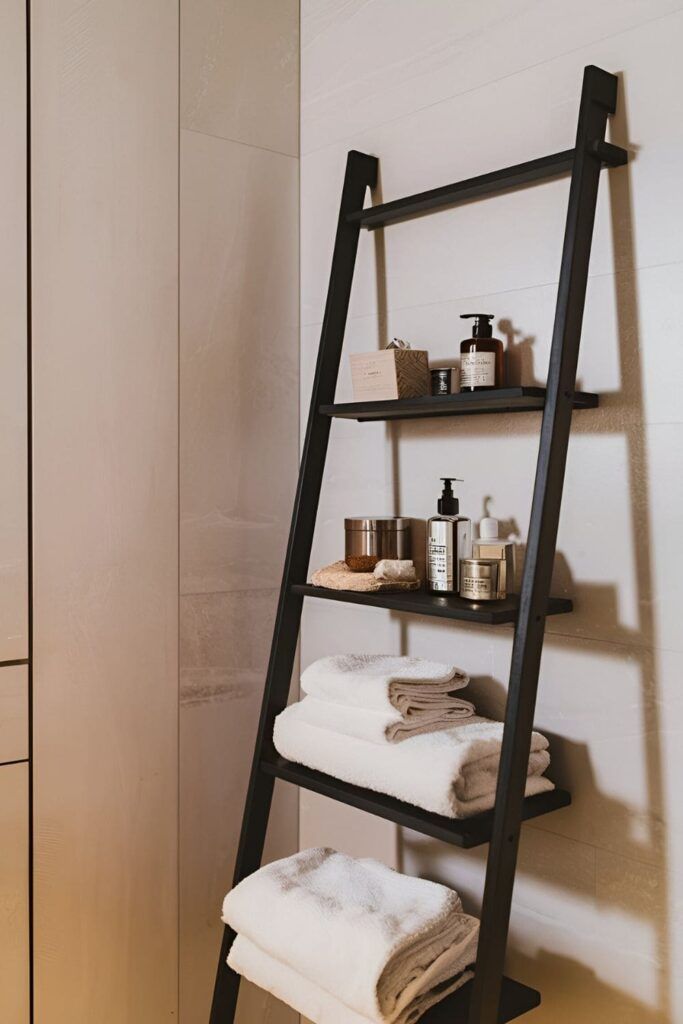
(292, 693, 475, 744)
(301, 655, 469, 716)
(224, 848, 478, 1024)
(273, 708, 553, 819)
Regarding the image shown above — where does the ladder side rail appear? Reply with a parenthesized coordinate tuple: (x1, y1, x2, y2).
(209, 149, 378, 1024)
(468, 65, 620, 1024)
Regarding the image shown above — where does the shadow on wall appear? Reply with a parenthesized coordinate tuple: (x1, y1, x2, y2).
(509, 948, 674, 1024)
(367, 71, 672, 1021)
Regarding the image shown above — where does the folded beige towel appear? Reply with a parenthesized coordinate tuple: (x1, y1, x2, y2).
(294, 694, 476, 744)
(300, 655, 474, 743)
(311, 561, 420, 593)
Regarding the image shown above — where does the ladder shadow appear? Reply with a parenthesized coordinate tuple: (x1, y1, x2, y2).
(384, 74, 672, 1020)
(509, 948, 673, 1023)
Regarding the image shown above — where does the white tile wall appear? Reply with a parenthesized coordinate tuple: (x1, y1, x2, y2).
(300, 3, 683, 1021)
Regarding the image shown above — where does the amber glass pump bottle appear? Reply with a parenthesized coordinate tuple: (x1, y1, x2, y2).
(459, 313, 504, 391)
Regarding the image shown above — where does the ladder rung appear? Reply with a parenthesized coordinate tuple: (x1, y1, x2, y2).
(347, 144, 625, 229)
(292, 584, 573, 624)
(261, 755, 571, 849)
(321, 386, 599, 422)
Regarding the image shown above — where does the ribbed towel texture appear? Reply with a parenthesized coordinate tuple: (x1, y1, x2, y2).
(224, 847, 479, 1024)
(300, 655, 474, 743)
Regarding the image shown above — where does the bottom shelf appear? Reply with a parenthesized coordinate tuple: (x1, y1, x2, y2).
(423, 976, 540, 1022)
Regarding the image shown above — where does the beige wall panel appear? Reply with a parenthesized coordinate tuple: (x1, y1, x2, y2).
(0, 763, 29, 1024)
(31, 2, 179, 1021)
(0, 665, 28, 765)
(179, 132, 299, 1023)
(0, 0, 28, 661)
(179, 1, 300, 1019)
(181, 0, 299, 156)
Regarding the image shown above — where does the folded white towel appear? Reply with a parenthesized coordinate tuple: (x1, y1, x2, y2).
(301, 655, 469, 715)
(223, 848, 478, 1024)
(273, 709, 553, 818)
(229, 935, 473, 1024)
(293, 694, 476, 744)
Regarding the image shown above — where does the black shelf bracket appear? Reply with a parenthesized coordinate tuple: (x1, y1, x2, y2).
(209, 64, 625, 1024)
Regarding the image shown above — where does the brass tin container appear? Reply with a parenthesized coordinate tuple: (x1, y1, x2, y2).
(459, 557, 504, 601)
(344, 517, 411, 572)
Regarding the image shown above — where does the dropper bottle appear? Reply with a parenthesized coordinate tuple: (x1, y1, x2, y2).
(426, 478, 472, 594)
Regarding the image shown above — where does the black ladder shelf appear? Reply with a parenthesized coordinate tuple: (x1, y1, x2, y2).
(210, 65, 626, 1024)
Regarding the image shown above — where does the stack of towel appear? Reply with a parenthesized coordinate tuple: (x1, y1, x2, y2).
(273, 655, 553, 818)
(224, 847, 479, 1024)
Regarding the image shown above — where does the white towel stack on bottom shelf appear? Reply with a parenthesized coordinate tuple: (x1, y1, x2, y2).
(224, 847, 479, 1024)
(273, 655, 554, 818)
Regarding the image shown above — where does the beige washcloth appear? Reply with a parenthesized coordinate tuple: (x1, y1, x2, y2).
(311, 560, 420, 593)
(373, 560, 418, 582)
(293, 695, 476, 744)
(300, 655, 474, 743)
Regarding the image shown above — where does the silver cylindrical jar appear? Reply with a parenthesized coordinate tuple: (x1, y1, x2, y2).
(459, 557, 503, 601)
(344, 517, 411, 572)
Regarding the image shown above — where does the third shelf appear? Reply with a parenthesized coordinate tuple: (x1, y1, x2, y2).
(262, 755, 571, 849)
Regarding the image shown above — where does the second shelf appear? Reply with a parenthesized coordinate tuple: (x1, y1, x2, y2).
(292, 584, 572, 624)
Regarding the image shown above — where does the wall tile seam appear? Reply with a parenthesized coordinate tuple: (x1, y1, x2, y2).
(300, 256, 683, 331)
(179, 586, 281, 599)
(526, 822, 674, 869)
(180, 124, 299, 161)
(543, 625, 680, 655)
(516, 826, 601, 867)
(299, 5, 683, 158)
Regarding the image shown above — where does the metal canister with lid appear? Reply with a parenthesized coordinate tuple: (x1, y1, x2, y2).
(344, 517, 411, 572)
(459, 557, 504, 601)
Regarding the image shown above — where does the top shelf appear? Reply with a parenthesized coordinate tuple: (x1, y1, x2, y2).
(321, 387, 599, 422)
(346, 144, 627, 230)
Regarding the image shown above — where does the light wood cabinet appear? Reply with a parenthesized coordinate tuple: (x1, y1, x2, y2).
(0, 4, 30, 1022)
(0, 666, 29, 765)
(0, 764, 29, 1024)
(0, 0, 29, 661)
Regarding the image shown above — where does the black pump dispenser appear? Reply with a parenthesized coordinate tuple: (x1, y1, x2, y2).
(438, 477, 462, 516)
(427, 478, 471, 593)
(460, 313, 494, 338)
